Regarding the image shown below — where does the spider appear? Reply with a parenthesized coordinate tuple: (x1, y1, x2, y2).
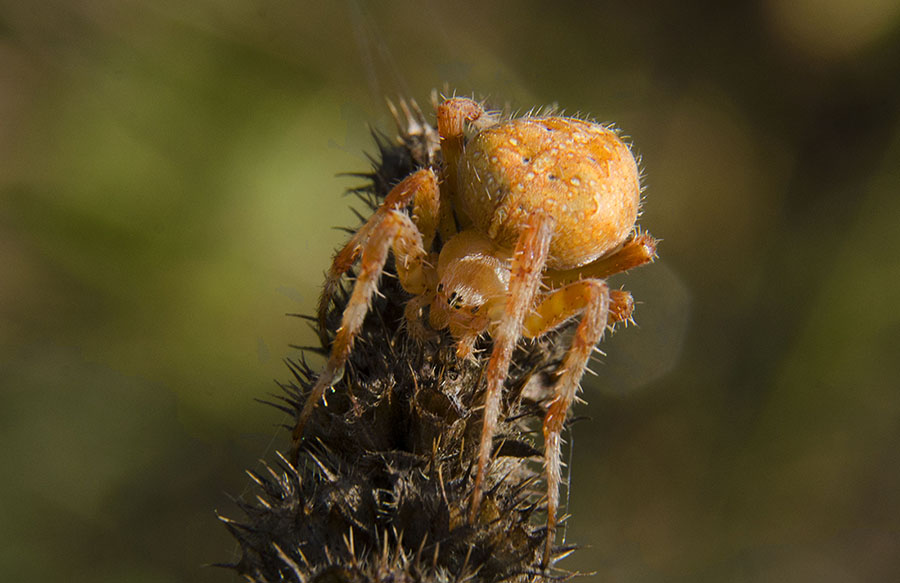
(290, 97, 657, 565)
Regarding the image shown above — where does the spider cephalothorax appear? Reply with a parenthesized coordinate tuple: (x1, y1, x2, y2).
(291, 97, 657, 566)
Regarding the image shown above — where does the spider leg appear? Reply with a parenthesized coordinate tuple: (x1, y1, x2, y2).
(317, 169, 439, 344)
(469, 211, 554, 523)
(436, 97, 485, 241)
(542, 231, 657, 288)
(524, 283, 634, 336)
(404, 292, 438, 342)
(294, 173, 436, 463)
(522, 279, 610, 567)
(448, 320, 485, 361)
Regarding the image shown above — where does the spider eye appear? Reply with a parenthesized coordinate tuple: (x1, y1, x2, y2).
(448, 291, 461, 308)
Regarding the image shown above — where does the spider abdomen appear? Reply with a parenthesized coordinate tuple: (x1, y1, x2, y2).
(458, 117, 641, 270)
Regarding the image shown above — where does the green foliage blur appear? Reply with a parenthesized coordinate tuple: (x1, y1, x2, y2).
(2, 1, 899, 581)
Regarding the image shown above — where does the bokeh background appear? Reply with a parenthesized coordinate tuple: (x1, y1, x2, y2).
(3, 1, 899, 581)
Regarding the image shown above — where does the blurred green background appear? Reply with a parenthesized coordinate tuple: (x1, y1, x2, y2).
(2, 1, 899, 581)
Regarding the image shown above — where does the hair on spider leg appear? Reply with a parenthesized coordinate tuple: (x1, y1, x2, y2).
(582, 365, 600, 377)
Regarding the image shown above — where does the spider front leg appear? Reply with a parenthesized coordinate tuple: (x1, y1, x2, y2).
(523, 279, 613, 567)
(436, 97, 491, 240)
(316, 168, 440, 344)
(292, 169, 438, 462)
(524, 286, 634, 336)
(469, 211, 553, 524)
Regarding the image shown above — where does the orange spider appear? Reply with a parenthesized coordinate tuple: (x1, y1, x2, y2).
(291, 97, 657, 565)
